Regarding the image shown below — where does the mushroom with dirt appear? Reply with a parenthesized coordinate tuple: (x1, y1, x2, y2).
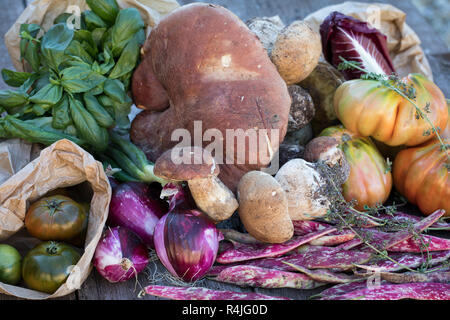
(275, 136, 350, 221)
(154, 146, 239, 223)
(237, 170, 293, 243)
(247, 17, 322, 85)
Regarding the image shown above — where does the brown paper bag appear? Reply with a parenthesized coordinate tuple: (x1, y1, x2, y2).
(4, 0, 180, 72)
(303, 1, 434, 81)
(0, 139, 111, 300)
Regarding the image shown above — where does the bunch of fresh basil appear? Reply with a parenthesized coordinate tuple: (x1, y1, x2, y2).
(0, 0, 145, 153)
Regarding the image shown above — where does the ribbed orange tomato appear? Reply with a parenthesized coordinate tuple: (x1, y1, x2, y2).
(393, 103, 449, 216)
(334, 74, 447, 147)
(320, 125, 393, 211)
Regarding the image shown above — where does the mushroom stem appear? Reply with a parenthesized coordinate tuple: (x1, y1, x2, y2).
(188, 176, 239, 223)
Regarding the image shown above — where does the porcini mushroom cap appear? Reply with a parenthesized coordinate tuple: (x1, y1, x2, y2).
(154, 146, 220, 181)
(303, 136, 339, 163)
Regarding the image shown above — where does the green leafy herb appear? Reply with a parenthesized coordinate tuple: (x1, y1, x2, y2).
(110, 8, 145, 57)
(1, 69, 32, 87)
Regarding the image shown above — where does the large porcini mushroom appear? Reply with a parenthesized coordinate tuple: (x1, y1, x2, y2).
(131, 3, 291, 192)
(154, 146, 238, 222)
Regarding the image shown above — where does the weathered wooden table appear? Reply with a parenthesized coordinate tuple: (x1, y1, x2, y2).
(0, 0, 449, 300)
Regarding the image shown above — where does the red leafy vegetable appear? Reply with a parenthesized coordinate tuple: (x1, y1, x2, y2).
(215, 227, 336, 264)
(142, 285, 292, 300)
(321, 282, 450, 300)
(320, 11, 395, 80)
(210, 265, 324, 289)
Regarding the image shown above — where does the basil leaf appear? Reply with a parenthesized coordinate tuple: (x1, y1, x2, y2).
(53, 13, 73, 25)
(66, 40, 93, 64)
(84, 92, 115, 128)
(110, 8, 144, 57)
(69, 97, 109, 151)
(98, 48, 115, 75)
(22, 40, 41, 73)
(109, 31, 141, 79)
(19, 24, 41, 72)
(41, 24, 74, 71)
(86, 0, 119, 26)
(19, 73, 40, 93)
(64, 124, 78, 136)
(97, 95, 115, 117)
(0, 90, 29, 108)
(31, 104, 52, 116)
(52, 95, 71, 129)
(61, 66, 106, 93)
(91, 28, 107, 48)
(74, 29, 98, 57)
(19, 24, 40, 47)
(29, 83, 63, 105)
(30, 71, 51, 92)
(90, 82, 104, 96)
(103, 78, 128, 104)
(4, 115, 86, 147)
(1, 69, 32, 87)
(83, 10, 108, 30)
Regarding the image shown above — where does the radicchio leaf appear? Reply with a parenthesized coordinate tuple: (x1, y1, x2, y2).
(320, 11, 395, 80)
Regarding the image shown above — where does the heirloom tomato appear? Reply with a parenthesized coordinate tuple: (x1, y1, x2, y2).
(0, 244, 21, 285)
(22, 241, 81, 294)
(25, 195, 88, 245)
(333, 74, 447, 147)
(393, 103, 449, 216)
(320, 125, 392, 210)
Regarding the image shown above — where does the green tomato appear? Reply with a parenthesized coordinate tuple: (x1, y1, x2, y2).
(0, 244, 22, 285)
(22, 241, 81, 294)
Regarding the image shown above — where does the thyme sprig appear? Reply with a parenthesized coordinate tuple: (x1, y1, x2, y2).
(316, 162, 435, 273)
(338, 56, 450, 171)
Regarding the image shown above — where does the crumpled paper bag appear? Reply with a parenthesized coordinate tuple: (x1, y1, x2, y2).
(0, 139, 111, 300)
(4, 0, 180, 72)
(303, 1, 433, 81)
